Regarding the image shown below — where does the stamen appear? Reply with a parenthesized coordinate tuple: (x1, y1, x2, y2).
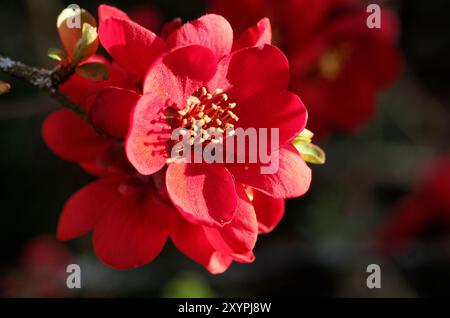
(173, 87, 239, 147)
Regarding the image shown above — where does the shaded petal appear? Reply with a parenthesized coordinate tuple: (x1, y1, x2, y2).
(204, 182, 258, 255)
(233, 18, 272, 51)
(143, 45, 217, 107)
(166, 163, 237, 227)
(170, 211, 232, 274)
(227, 145, 311, 198)
(98, 4, 129, 25)
(167, 14, 233, 59)
(161, 18, 183, 40)
(234, 89, 308, 147)
(92, 178, 170, 269)
(89, 87, 140, 139)
(99, 16, 167, 78)
(228, 45, 289, 100)
(125, 93, 171, 175)
(57, 177, 124, 241)
(42, 109, 110, 163)
(248, 188, 285, 234)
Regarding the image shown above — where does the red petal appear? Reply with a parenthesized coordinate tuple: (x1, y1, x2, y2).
(99, 16, 167, 78)
(79, 143, 134, 178)
(42, 109, 110, 163)
(235, 89, 308, 147)
(98, 4, 129, 25)
(203, 182, 258, 255)
(249, 188, 285, 234)
(89, 87, 140, 139)
(233, 18, 272, 51)
(228, 45, 289, 100)
(57, 177, 124, 241)
(92, 178, 170, 269)
(167, 14, 233, 59)
(170, 211, 232, 274)
(125, 93, 171, 175)
(143, 45, 217, 107)
(161, 18, 183, 40)
(166, 163, 238, 227)
(227, 145, 312, 198)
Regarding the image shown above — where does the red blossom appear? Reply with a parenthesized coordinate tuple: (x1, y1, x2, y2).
(1, 236, 73, 297)
(126, 14, 310, 228)
(42, 5, 312, 273)
(378, 155, 450, 254)
(210, 0, 403, 138)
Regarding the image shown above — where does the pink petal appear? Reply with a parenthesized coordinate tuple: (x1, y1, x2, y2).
(167, 14, 233, 59)
(99, 16, 167, 78)
(161, 18, 183, 40)
(143, 45, 217, 107)
(166, 163, 238, 227)
(233, 18, 272, 51)
(170, 211, 232, 274)
(227, 145, 312, 199)
(125, 93, 171, 175)
(204, 182, 258, 255)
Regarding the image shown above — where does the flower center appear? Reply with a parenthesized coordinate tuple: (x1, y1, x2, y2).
(174, 86, 239, 145)
(318, 43, 352, 81)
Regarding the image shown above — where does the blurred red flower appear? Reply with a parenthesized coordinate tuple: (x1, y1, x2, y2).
(210, 0, 403, 138)
(1, 236, 73, 298)
(378, 155, 450, 254)
(128, 4, 164, 33)
(42, 5, 312, 273)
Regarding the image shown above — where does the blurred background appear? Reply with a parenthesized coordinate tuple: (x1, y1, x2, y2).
(1, 0, 449, 297)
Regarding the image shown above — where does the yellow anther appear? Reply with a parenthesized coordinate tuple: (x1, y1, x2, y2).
(227, 110, 239, 121)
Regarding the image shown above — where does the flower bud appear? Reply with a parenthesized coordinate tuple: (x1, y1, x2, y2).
(0, 81, 11, 95)
(293, 129, 326, 165)
(57, 6, 98, 64)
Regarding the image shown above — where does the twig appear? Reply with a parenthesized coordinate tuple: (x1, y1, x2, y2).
(0, 55, 121, 141)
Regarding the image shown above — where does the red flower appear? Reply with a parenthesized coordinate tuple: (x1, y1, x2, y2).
(210, 0, 403, 138)
(378, 155, 450, 254)
(43, 55, 139, 176)
(43, 6, 312, 273)
(125, 14, 311, 228)
(1, 236, 73, 297)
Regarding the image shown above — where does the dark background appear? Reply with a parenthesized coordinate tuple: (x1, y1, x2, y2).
(1, 0, 449, 297)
